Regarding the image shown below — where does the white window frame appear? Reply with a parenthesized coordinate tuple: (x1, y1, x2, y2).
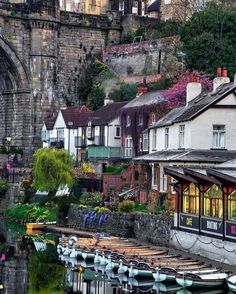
(152, 129, 157, 150)
(165, 127, 169, 150)
(125, 137, 133, 158)
(212, 125, 225, 149)
(115, 126, 121, 138)
(179, 125, 185, 148)
(143, 133, 149, 152)
(152, 164, 158, 187)
(57, 128, 64, 141)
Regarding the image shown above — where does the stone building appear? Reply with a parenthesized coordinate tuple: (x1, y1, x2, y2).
(0, 0, 121, 156)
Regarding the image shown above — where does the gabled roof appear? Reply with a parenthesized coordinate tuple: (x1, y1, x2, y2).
(44, 115, 57, 130)
(122, 91, 165, 109)
(147, 0, 161, 13)
(61, 105, 92, 128)
(152, 82, 236, 128)
(134, 149, 236, 163)
(89, 101, 128, 125)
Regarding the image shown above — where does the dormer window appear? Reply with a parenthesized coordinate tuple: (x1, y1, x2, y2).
(126, 115, 131, 127)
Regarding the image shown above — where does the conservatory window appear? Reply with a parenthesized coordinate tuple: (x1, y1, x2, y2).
(204, 184, 223, 218)
(228, 191, 236, 221)
(183, 183, 199, 215)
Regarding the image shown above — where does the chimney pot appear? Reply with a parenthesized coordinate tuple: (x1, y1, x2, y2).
(217, 67, 222, 77)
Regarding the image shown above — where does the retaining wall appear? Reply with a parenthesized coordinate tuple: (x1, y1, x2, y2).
(67, 205, 173, 246)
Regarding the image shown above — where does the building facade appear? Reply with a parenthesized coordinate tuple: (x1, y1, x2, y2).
(135, 72, 236, 206)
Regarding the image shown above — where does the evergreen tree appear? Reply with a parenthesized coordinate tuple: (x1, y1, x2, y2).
(87, 81, 106, 110)
(180, 0, 236, 77)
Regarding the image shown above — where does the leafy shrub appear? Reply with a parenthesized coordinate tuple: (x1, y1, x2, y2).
(106, 165, 123, 174)
(134, 202, 147, 213)
(78, 204, 90, 209)
(118, 200, 135, 213)
(4, 203, 57, 223)
(0, 179, 9, 196)
(79, 192, 103, 207)
(94, 206, 111, 214)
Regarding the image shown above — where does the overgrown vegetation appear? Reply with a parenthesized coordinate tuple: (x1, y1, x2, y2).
(0, 179, 9, 197)
(4, 203, 57, 223)
(121, 21, 181, 44)
(79, 192, 103, 207)
(118, 200, 135, 213)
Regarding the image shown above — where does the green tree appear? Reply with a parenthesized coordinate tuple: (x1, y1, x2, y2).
(180, 0, 236, 77)
(32, 148, 73, 194)
(87, 81, 106, 110)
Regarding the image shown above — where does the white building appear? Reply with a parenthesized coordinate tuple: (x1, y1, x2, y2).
(87, 100, 127, 164)
(42, 105, 92, 161)
(135, 73, 236, 199)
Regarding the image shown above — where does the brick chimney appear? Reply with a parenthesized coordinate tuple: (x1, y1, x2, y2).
(213, 67, 230, 91)
(137, 77, 149, 95)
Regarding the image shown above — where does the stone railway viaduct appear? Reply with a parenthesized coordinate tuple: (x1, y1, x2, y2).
(0, 0, 122, 156)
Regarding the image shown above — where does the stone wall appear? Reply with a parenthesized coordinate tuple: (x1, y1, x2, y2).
(67, 206, 135, 238)
(102, 37, 180, 77)
(0, 2, 121, 155)
(67, 205, 173, 246)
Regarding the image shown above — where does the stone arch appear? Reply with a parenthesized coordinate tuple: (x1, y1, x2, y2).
(0, 37, 32, 154)
(0, 36, 29, 91)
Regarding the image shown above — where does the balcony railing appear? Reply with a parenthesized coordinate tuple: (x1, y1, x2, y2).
(88, 146, 123, 159)
(87, 146, 134, 159)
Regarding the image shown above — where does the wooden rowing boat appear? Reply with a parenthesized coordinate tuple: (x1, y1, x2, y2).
(227, 274, 236, 292)
(176, 272, 228, 288)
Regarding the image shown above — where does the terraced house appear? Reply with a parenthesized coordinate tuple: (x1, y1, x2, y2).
(135, 70, 236, 206)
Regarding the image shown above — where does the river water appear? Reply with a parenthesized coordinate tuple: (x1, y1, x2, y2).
(0, 219, 230, 294)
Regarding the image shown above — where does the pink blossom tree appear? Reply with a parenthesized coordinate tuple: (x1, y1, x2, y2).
(163, 70, 213, 108)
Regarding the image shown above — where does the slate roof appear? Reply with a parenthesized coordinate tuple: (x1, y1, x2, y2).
(151, 82, 236, 128)
(122, 91, 165, 109)
(134, 149, 236, 163)
(61, 105, 92, 128)
(44, 115, 57, 130)
(147, 0, 161, 13)
(89, 101, 128, 126)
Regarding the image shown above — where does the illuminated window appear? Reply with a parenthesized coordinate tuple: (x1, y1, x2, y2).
(183, 183, 199, 214)
(204, 184, 223, 218)
(228, 191, 236, 220)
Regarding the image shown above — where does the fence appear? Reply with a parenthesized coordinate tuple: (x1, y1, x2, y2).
(0, 168, 32, 184)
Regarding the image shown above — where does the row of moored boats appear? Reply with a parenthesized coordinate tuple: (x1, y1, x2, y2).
(57, 235, 236, 291)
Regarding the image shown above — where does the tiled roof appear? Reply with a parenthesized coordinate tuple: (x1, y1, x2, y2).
(147, 0, 161, 13)
(44, 115, 57, 130)
(134, 149, 236, 163)
(122, 91, 165, 109)
(61, 105, 92, 128)
(152, 82, 236, 128)
(89, 101, 128, 125)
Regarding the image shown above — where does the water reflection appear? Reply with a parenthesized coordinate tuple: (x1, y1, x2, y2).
(0, 219, 230, 294)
